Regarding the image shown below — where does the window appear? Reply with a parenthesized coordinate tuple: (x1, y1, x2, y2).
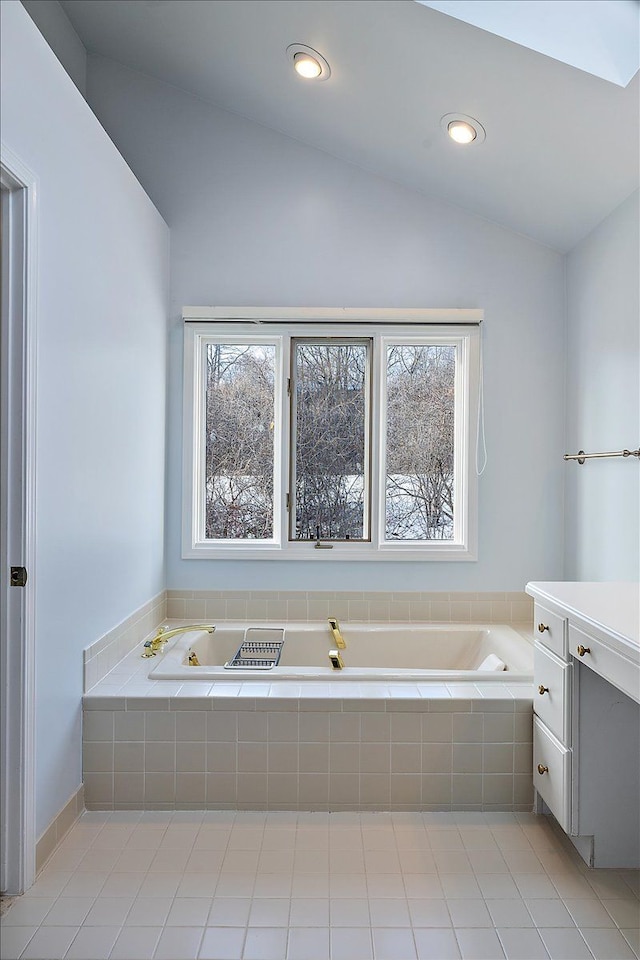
(183, 309, 480, 561)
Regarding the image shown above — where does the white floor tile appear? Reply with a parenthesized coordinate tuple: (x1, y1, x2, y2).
(0, 926, 38, 960)
(371, 927, 417, 959)
(330, 927, 374, 960)
(580, 927, 637, 959)
(454, 927, 506, 959)
(207, 897, 251, 927)
(83, 897, 134, 927)
(198, 927, 245, 960)
(407, 898, 451, 927)
(125, 897, 173, 926)
(496, 927, 549, 959)
(247, 898, 290, 927)
(563, 899, 616, 928)
(286, 926, 330, 959)
(330, 897, 371, 927)
(447, 900, 493, 928)
(165, 897, 210, 926)
(65, 926, 121, 959)
(20, 926, 79, 960)
(368, 898, 411, 927)
(2, 899, 57, 926)
(153, 926, 203, 960)
(288, 898, 329, 926)
(537, 927, 593, 959)
(109, 926, 163, 960)
(40, 897, 94, 926)
(6, 810, 639, 960)
(414, 928, 461, 959)
(242, 927, 288, 959)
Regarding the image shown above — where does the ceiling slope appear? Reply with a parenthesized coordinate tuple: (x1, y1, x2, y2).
(61, 0, 640, 251)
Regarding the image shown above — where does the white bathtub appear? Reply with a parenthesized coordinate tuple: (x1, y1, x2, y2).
(147, 621, 532, 682)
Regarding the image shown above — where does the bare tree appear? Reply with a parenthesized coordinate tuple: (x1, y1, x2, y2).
(385, 345, 455, 539)
(293, 342, 367, 540)
(205, 344, 275, 539)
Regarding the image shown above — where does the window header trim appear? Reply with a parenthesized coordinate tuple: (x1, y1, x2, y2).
(182, 306, 483, 325)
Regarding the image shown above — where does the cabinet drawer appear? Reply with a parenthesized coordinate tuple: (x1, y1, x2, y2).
(534, 643, 571, 744)
(570, 625, 640, 704)
(533, 717, 571, 832)
(534, 603, 566, 659)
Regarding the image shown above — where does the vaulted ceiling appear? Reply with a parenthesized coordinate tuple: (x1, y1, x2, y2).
(61, 0, 639, 251)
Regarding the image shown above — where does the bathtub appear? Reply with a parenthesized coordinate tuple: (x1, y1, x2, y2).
(147, 621, 532, 682)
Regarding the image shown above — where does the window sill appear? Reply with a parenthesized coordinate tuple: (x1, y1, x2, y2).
(182, 542, 477, 562)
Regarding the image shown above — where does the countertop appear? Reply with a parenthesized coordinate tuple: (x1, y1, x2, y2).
(526, 581, 639, 657)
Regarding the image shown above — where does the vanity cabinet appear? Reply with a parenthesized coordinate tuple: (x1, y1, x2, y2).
(527, 582, 639, 868)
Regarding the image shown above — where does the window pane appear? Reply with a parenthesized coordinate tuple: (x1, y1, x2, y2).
(205, 343, 275, 539)
(293, 341, 368, 541)
(385, 344, 456, 540)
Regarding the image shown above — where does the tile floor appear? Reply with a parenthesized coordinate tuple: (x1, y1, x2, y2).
(1, 810, 638, 959)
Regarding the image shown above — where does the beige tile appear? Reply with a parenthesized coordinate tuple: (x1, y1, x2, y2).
(207, 711, 238, 741)
(361, 713, 390, 742)
(176, 742, 206, 773)
(328, 774, 359, 804)
(176, 712, 207, 741)
(391, 743, 421, 774)
(453, 744, 482, 774)
(330, 743, 359, 774)
(207, 742, 237, 773)
(143, 773, 175, 803)
(114, 772, 144, 804)
(144, 742, 176, 773)
(299, 742, 329, 774)
(422, 743, 452, 774)
(237, 773, 268, 804)
(329, 712, 360, 741)
(238, 742, 268, 773)
(453, 713, 484, 743)
(422, 713, 453, 742)
(451, 774, 483, 805)
(391, 713, 422, 742)
(144, 712, 176, 741)
(298, 773, 329, 805)
(114, 742, 143, 773)
(205, 773, 237, 804)
(483, 744, 514, 774)
(360, 742, 390, 774)
(422, 773, 451, 807)
(299, 712, 330, 742)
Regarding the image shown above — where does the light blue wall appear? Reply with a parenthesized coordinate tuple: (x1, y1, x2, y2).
(86, 55, 567, 594)
(2, 2, 169, 835)
(565, 190, 640, 580)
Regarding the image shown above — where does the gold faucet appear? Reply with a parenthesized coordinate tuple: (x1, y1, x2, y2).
(141, 623, 215, 658)
(328, 617, 345, 649)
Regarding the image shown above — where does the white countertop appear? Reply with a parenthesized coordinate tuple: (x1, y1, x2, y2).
(526, 581, 639, 653)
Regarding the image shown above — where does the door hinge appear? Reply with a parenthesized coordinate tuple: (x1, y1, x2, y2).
(287, 378, 291, 396)
(286, 493, 290, 511)
(10, 566, 28, 587)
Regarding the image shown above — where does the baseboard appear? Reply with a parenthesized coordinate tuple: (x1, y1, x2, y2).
(35, 784, 84, 875)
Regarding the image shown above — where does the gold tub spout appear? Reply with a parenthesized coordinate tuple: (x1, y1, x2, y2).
(142, 623, 215, 658)
(329, 649, 344, 669)
(328, 617, 346, 649)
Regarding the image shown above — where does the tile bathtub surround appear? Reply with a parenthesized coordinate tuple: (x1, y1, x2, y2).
(84, 592, 167, 692)
(166, 590, 534, 625)
(83, 695, 534, 812)
(2, 811, 638, 960)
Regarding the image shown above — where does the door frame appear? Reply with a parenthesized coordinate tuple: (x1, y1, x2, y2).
(1, 143, 38, 895)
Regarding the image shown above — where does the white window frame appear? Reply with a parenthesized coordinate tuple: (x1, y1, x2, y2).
(182, 308, 481, 561)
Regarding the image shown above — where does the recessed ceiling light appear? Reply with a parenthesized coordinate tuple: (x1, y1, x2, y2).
(286, 43, 331, 81)
(440, 113, 486, 145)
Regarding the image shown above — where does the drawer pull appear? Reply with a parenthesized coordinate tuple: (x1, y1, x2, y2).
(537, 763, 549, 775)
(538, 685, 549, 695)
(538, 623, 549, 633)
(576, 645, 591, 657)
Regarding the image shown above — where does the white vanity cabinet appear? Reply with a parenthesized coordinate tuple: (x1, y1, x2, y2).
(527, 582, 640, 868)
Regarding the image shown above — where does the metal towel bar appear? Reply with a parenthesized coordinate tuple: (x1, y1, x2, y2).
(564, 447, 640, 465)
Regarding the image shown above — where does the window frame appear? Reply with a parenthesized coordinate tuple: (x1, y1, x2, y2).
(182, 311, 480, 561)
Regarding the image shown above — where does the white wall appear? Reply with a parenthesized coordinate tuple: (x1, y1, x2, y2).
(86, 55, 567, 594)
(21, 0, 87, 95)
(565, 191, 640, 581)
(1, 2, 169, 836)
